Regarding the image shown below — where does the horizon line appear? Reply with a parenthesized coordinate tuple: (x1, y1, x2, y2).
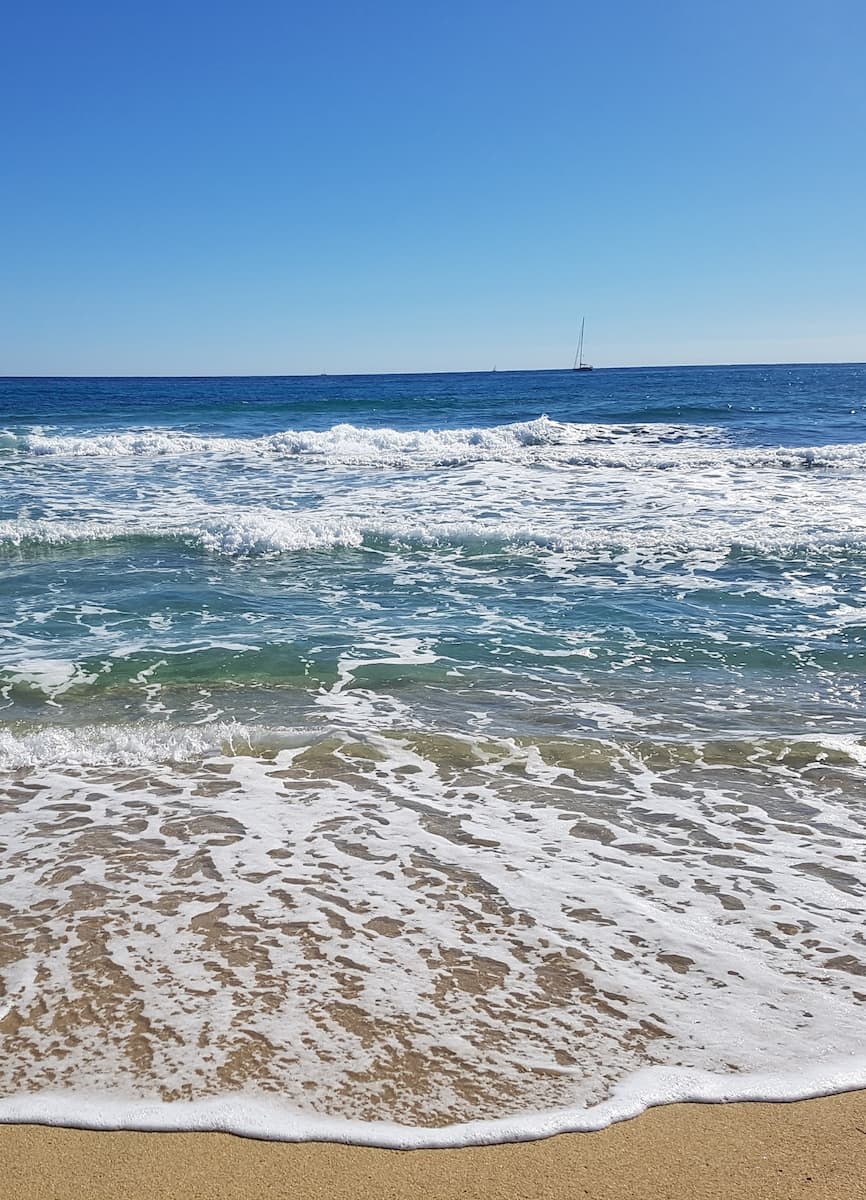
(2, 360, 864, 381)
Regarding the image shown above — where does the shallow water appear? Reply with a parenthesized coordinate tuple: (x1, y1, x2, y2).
(1, 365, 865, 1139)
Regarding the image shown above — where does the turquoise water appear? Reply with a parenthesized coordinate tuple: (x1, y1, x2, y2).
(1, 365, 865, 1135)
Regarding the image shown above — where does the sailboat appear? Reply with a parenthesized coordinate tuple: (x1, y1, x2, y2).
(572, 317, 593, 371)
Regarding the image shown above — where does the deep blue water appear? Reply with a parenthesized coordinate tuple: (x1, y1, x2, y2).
(3, 362, 865, 442)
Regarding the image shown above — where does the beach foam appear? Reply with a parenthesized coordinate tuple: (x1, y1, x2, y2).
(2, 1056, 866, 1146)
(1, 726, 865, 1131)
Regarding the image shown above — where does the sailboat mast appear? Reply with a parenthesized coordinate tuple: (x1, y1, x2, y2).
(573, 317, 585, 370)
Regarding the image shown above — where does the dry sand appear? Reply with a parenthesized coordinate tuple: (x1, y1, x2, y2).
(3, 1091, 866, 1200)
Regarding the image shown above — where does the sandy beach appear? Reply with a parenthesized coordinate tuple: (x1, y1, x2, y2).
(3, 1091, 865, 1200)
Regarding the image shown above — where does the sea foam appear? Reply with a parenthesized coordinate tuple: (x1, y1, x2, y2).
(1, 727, 865, 1134)
(2, 1055, 866, 1146)
(6, 417, 866, 471)
(2, 510, 865, 557)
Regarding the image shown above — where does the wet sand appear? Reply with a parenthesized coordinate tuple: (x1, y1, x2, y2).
(3, 1091, 866, 1200)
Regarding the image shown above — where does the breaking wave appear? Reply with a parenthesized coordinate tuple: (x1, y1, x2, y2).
(0, 721, 273, 769)
(5, 417, 866, 471)
(2, 511, 865, 558)
(3, 720, 865, 772)
(4, 416, 588, 462)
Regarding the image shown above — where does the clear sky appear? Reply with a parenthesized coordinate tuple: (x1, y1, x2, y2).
(1, 0, 864, 374)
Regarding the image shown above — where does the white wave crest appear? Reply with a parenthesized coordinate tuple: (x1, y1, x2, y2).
(24, 430, 221, 457)
(561, 441, 866, 471)
(8, 418, 866, 472)
(0, 514, 364, 554)
(8, 417, 725, 464)
(195, 513, 365, 554)
(2, 510, 866, 558)
(9, 417, 567, 461)
(0, 721, 297, 769)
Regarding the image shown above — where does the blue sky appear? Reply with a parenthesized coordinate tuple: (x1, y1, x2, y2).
(1, 0, 864, 373)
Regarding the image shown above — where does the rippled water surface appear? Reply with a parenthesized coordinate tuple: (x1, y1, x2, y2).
(1, 365, 865, 1133)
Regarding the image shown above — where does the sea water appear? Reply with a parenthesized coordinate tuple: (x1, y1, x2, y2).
(0, 365, 865, 1146)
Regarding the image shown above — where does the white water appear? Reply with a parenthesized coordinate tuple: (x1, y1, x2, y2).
(2, 1056, 866, 1146)
(5, 416, 866, 472)
(3, 403, 866, 1144)
(1, 726, 865, 1134)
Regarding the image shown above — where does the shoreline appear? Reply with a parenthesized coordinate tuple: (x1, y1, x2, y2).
(4, 1091, 866, 1200)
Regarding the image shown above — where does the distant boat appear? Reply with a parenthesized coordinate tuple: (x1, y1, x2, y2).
(572, 318, 593, 371)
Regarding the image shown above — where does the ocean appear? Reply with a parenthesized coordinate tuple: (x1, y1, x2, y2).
(1, 364, 865, 1146)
